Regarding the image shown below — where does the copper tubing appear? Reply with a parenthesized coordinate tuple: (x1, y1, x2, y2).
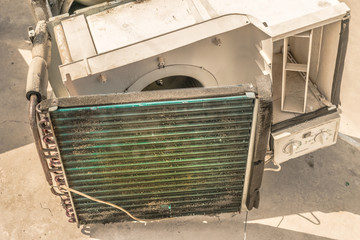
(38, 117, 51, 130)
(30, 99, 77, 223)
(42, 133, 55, 144)
(29, 94, 53, 186)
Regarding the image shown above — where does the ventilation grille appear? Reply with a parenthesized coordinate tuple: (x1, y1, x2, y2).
(50, 95, 255, 224)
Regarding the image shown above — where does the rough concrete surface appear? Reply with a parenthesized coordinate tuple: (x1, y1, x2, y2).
(0, 0, 359, 239)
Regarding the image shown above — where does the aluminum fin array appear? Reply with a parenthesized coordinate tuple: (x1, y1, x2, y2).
(50, 95, 255, 224)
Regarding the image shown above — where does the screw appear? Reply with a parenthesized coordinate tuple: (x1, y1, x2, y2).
(213, 37, 222, 47)
(98, 73, 107, 84)
(28, 26, 35, 43)
(156, 79, 164, 86)
(158, 57, 166, 68)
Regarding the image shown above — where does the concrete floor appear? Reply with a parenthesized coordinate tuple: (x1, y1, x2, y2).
(1, 0, 359, 239)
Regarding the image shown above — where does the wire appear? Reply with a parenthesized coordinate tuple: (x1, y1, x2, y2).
(62, 186, 148, 223)
(264, 157, 282, 172)
(264, 151, 274, 165)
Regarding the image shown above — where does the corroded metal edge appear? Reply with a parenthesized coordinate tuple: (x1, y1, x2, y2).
(241, 98, 259, 211)
(246, 75, 272, 210)
(39, 85, 256, 110)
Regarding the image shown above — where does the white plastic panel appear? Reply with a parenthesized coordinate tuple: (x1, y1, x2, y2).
(58, 23, 269, 96)
(61, 15, 97, 61)
(86, 0, 197, 53)
(314, 22, 341, 100)
(272, 112, 340, 164)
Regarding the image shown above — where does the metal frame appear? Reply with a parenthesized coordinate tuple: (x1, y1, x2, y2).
(246, 75, 273, 210)
(241, 98, 259, 211)
(39, 85, 256, 110)
(36, 82, 273, 223)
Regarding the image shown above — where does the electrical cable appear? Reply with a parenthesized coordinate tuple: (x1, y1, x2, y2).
(264, 156, 282, 172)
(62, 186, 148, 223)
(264, 151, 274, 165)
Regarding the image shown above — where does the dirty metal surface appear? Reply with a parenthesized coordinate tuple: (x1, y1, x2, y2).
(49, 95, 255, 224)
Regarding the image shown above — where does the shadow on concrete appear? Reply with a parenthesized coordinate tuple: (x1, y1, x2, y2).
(0, 0, 34, 154)
(85, 214, 334, 240)
(253, 138, 360, 218)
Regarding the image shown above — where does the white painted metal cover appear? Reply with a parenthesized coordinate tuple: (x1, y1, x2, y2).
(84, 0, 349, 53)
